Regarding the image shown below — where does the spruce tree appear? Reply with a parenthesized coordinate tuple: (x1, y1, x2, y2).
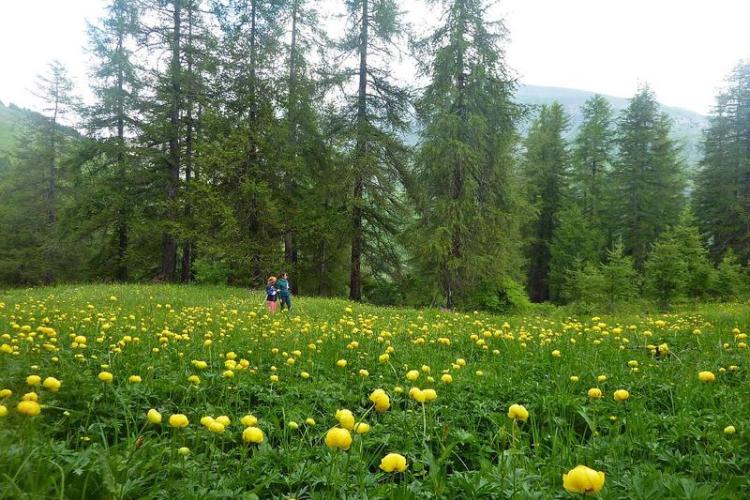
(572, 94, 615, 238)
(611, 86, 685, 269)
(524, 102, 570, 302)
(412, 0, 524, 308)
(644, 232, 688, 309)
(694, 62, 750, 263)
(599, 239, 638, 310)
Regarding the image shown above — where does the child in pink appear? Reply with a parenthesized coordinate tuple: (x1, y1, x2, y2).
(266, 276, 278, 313)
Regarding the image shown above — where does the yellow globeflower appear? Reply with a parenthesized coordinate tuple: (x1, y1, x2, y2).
(0, 389, 11, 398)
(128, 375, 142, 384)
(570, 376, 579, 383)
(369, 389, 390, 413)
(17, 400, 41, 416)
(178, 446, 190, 456)
(335, 409, 355, 430)
(441, 374, 453, 384)
(507, 404, 529, 422)
(353, 422, 370, 434)
(409, 387, 426, 403)
(0, 405, 7, 417)
(325, 427, 352, 450)
(22, 392, 38, 402)
(406, 370, 419, 381)
(379, 453, 408, 473)
(587, 388, 603, 399)
(98, 371, 113, 383)
(241, 414, 258, 427)
(698, 371, 716, 382)
(288, 421, 300, 430)
(724, 425, 736, 435)
(336, 359, 347, 368)
(147, 409, 162, 424)
(42, 377, 62, 392)
(208, 421, 225, 434)
(216, 415, 231, 426)
(422, 389, 437, 402)
(562, 465, 605, 495)
(305, 417, 316, 426)
(168, 414, 189, 428)
(26, 375, 41, 386)
(613, 389, 630, 402)
(242, 426, 264, 444)
(551, 350, 561, 358)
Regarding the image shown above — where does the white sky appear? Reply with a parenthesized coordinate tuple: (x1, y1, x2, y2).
(0, 0, 748, 115)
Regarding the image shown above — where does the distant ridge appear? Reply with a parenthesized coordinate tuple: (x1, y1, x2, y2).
(515, 84, 708, 168)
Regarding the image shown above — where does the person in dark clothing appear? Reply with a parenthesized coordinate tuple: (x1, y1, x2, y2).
(265, 276, 278, 314)
(276, 272, 292, 311)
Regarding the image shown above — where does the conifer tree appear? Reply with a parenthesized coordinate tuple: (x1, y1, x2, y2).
(524, 102, 570, 302)
(412, 0, 524, 308)
(611, 86, 685, 270)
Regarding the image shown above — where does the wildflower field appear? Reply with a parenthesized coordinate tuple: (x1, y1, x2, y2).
(0, 285, 749, 499)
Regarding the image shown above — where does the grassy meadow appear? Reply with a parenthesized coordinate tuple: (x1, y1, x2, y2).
(0, 284, 749, 499)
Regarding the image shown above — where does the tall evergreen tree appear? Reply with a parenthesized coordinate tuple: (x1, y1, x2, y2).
(524, 102, 570, 302)
(572, 94, 614, 237)
(74, 0, 142, 281)
(611, 86, 685, 269)
(339, 0, 410, 300)
(694, 62, 750, 263)
(412, 0, 524, 308)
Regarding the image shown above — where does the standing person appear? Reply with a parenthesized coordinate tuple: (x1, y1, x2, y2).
(277, 272, 292, 312)
(265, 276, 278, 314)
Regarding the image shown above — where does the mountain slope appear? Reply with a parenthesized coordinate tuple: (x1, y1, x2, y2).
(516, 84, 708, 167)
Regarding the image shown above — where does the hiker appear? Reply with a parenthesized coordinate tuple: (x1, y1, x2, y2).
(266, 276, 278, 314)
(276, 272, 292, 312)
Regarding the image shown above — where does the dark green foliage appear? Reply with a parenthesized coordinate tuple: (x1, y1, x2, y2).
(644, 233, 688, 308)
(716, 250, 744, 300)
(610, 86, 686, 269)
(411, 0, 525, 308)
(524, 102, 570, 302)
(694, 62, 750, 263)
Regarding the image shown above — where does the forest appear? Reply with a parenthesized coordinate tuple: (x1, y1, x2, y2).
(1, 0, 749, 312)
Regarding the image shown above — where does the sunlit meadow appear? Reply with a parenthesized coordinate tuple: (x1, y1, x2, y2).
(0, 284, 748, 499)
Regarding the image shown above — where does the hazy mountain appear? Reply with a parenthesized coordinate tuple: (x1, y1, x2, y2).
(516, 84, 709, 168)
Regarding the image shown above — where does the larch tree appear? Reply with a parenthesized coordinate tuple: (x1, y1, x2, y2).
(412, 0, 525, 309)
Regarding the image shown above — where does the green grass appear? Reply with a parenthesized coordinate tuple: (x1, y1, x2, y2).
(0, 284, 748, 499)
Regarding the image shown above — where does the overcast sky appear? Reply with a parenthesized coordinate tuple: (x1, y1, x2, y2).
(1, 0, 748, 115)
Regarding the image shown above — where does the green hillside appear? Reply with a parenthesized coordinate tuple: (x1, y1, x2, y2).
(516, 84, 708, 168)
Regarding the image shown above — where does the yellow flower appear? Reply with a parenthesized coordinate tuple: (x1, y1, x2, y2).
(358, 369, 369, 378)
(98, 371, 113, 383)
(613, 389, 629, 402)
(406, 370, 419, 381)
(379, 453, 408, 472)
(698, 371, 715, 382)
(369, 389, 390, 413)
(17, 400, 41, 416)
(26, 375, 41, 386)
(570, 376, 579, 383)
(422, 388, 437, 402)
(216, 415, 230, 426)
(147, 409, 162, 424)
(353, 422, 370, 434)
(507, 404, 529, 422)
(596, 375, 607, 382)
(325, 427, 352, 450)
(305, 417, 316, 426)
(551, 350, 561, 358)
(336, 359, 347, 368)
(587, 388, 603, 399)
(188, 375, 200, 385)
(241, 414, 258, 427)
(0, 405, 7, 417)
(441, 374, 453, 384)
(22, 392, 38, 402)
(409, 387, 426, 403)
(724, 425, 736, 435)
(288, 421, 299, 430)
(378, 353, 390, 363)
(562, 465, 605, 495)
(42, 377, 61, 392)
(0, 389, 11, 398)
(178, 446, 190, 456)
(300, 371, 310, 379)
(200, 416, 215, 427)
(208, 421, 225, 433)
(335, 409, 355, 430)
(128, 375, 142, 384)
(168, 413, 189, 428)
(242, 426, 264, 444)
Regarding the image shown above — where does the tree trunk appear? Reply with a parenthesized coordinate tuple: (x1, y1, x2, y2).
(115, 23, 129, 282)
(162, 0, 182, 282)
(349, 0, 368, 301)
